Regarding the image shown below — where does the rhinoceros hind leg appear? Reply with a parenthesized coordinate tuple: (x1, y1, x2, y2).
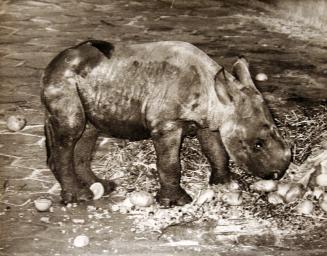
(44, 113, 93, 204)
(74, 122, 116, 195)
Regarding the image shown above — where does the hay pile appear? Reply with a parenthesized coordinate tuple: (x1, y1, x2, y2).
(92, 102, 327, 235)
(275, 103, 327, 165)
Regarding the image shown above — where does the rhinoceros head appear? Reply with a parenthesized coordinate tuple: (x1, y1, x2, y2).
(214, 57, 291, 180)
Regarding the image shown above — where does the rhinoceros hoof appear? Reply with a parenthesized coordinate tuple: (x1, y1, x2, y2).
(209, 173, 231, 185)
(61, 186, 93, 204)
(156, 187, 192, 207)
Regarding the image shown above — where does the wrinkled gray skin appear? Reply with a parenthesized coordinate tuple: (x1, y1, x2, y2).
(41, 40, 291, 206)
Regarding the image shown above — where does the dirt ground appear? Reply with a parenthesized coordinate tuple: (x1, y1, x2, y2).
(0, 0, 327, 255)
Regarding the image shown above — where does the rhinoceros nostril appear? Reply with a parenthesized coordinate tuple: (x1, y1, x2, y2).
(273, 172, 279, 180)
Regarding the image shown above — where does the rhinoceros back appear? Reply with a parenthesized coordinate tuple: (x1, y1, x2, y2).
(43, 41, 221, 139)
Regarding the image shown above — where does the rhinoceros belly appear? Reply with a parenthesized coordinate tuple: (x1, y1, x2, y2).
(76, 72, 151, 140)
(83, 98, 151, 140)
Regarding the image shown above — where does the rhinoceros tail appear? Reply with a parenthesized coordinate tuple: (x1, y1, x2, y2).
(76, 39, 115, 59)
(44, 118, 53, 165)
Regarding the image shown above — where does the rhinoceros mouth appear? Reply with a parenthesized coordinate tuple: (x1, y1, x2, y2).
(259, 170, 285, 180)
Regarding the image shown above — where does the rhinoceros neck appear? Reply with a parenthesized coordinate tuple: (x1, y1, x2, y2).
(206, 89, 236, 131)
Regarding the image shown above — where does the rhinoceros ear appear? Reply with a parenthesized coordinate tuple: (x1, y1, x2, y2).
(232, 56, 256, 89)
(214, 67, 233, 105)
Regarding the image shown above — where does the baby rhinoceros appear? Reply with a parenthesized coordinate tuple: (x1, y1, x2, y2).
(41, 40, 291, 207)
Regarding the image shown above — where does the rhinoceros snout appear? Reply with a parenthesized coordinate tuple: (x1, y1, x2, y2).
(260, 146, 291, 180)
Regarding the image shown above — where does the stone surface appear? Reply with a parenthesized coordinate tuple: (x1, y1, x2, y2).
(0, 0, 327, 255)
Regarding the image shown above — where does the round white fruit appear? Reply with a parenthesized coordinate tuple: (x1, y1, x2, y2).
(222, 192, 243, 206)
(7, 115, 26, 132)
(196, 189, 215, 205)
(312, 187, 324, 200)
(129, 191, 154, 207)
(319, 200, 327, 212)
(34, 198, 52, 212)
(320, 160, 327, 173)
(284, 184, 304, 203)
(319, 193, 327, 202)
(89, 182, 105, 200)
(255, 73, 268, 82)
(250, 180, 277, 192)
(316, 174, 327, 186)
(276, 182, 291, 197)
(228, 180, 240, 191)
(73, 235, 89, 247)
(267, 192, 284, 205)
(297, 200, 314, 215)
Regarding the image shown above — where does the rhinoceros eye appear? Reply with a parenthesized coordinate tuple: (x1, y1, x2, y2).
(254, 139, 264, 150)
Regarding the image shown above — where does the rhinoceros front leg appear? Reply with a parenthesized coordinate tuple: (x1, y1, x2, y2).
(152, 124, 192, 207)
(197, 129, 230, 185)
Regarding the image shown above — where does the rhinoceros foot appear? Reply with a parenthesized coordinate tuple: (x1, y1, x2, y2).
(156, 186, 192, 207)
(61, 186, 94, 204)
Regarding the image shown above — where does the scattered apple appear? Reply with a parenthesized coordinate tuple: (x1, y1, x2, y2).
(196, 189, 215, 206)
(297, 200, 314, 215)
(320, 160, 327, 173)
(130, 191, 154, 207)
(319, 199, 327, 212)
(255, 73, 268, 82)
(312, 187, 324, 200)
(276, 182, 291, 197)
(250, 180, 277, 192)
(34, 198, 52, 212)
(89, 182, 105, 200)
(284, 184, 304, 203)
(267, 192, 284, 205)
(320, 193, 327, 202)
(316, 174, 327, 186)
(73, 235, 89, 247)
(222, 192, 243, 206)
(228, 180, 240, 191)
(7, 115, 26, 132)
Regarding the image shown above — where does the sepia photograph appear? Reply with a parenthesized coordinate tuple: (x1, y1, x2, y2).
(0, 0, 326, 255)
